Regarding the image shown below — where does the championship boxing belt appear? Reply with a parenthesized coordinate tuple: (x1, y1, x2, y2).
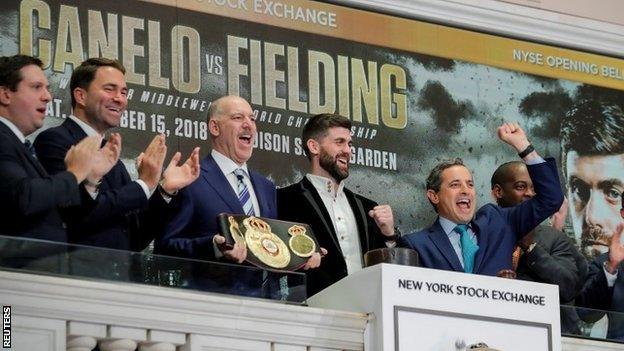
(218, 213, 321, 271)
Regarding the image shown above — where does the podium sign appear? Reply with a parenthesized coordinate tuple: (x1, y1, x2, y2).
(308, 264, 560, 351)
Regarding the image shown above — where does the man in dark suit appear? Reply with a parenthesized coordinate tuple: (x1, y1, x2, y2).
(0, 55, 100, 266)
(278, 113, 397, 296)
(576, 193, 624, 340)
(34, 58, 199, 252)
(401, 123, 564, 276)
(491, 161, 586, 302)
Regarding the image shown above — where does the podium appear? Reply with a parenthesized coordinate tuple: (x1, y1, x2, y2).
(308, 264, 561, 351)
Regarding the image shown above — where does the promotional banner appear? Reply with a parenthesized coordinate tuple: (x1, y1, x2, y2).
(2, 0, 623, 257)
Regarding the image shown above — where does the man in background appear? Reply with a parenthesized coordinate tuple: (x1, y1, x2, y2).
(491, 161, 586, 302)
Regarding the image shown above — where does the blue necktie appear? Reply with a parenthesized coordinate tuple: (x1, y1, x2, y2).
(455, 224, 479, 273)
(233, 168, 255, 216)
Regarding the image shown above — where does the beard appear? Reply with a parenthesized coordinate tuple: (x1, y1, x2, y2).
(580, 224, 612, 259)
(319, 148, 349, 182)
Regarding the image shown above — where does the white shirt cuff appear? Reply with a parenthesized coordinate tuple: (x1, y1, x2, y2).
(135, 179, 154, 199)
(524, 156, 545, 165)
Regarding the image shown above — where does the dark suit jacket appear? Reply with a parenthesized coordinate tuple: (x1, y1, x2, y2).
(516, 225, 587, 303)
(34, 118, 166, 251)
(277, 177, 387, 296)
(155, 154, 277, 260)
(0, 122, 80, 242)
(576, 253, 624, 340)
(401, 158, 564, 276)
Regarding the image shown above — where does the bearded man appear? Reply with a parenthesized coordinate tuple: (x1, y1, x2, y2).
(278, 113, 398, 296)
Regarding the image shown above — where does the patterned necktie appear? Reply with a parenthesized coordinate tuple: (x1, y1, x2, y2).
(455, 224, 479, 273)
(24, 140, 37, 159)
(233, 168, 255, 216)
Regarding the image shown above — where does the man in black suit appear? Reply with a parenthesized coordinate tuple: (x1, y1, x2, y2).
(34, 57, 199, 252)
(491, 161, 586, 303)
(0, 55, 100, 266)
(278, 113, 398, 296)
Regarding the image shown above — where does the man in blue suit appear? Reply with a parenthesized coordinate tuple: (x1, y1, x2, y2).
(401, 123, 564, 275)
(157, 95, 319, 298)
(156, 95, 275, 261)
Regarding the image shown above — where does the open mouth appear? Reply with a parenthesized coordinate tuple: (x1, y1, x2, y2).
(36, 107, 47, 115)
(456, 198, 471, 211)
(238, 134, 252, 145)
(106, 106, 122, 115)
(336, 156, 349, 167)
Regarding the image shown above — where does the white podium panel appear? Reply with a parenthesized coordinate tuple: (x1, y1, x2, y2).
(308, 264, 560, 351)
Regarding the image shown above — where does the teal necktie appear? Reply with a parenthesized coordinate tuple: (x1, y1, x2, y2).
(455, 224, 479, 273)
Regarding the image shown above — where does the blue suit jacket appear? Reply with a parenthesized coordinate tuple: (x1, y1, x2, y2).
(155, 154, 277, 260)
(401, 158, 564, 275)
(34, 118, 165, 251)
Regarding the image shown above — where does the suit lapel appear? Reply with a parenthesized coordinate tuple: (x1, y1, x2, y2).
(472, 221, 487, 273)
(200, 155, 244, 214)
(299, 177, 342, 255)
(249, 171, 269, 216)
(0, 123, 47, 176)
(345, 189, 370, 253)
(428, 219, 464, 271)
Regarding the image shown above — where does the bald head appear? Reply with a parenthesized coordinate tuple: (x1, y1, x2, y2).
(207, 95, 257, 165)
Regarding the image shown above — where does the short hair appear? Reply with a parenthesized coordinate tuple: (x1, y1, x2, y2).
(425, 158, 467, 212)
(301, 113, 352, 160)
(0, 55, 43, 91)
(490, 161, 525, 189)
(426, 158, 466, 192)
(70, 58, 125, 108)
(560, 86, 624, 175)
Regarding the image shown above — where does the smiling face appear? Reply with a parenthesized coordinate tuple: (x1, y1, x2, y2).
(74, 66, 128, 134)
(209, 96, 256, 165)
(316, 127, 352, 182)
(428, 165, 476, 224)
(566, 150, 624, 258)
(0, 64, 51, 136)
(493, 164, 535, 208)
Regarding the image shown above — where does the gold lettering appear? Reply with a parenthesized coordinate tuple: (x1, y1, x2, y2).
(88, 10, 118, 59)
(287, 46, 307, 113)
(264, 42, 285, 109)
(227, 35, 247, 97)
(351, 58, 378, 125)
(147, 20, 169, 89)
(308, 50, 335, 114)
(380, 64, 407, 129)
(19, 0, 51, 68)
(53, 5, 84, 72)
(171, 25, 200, 93)
(121, 16, 145, 85)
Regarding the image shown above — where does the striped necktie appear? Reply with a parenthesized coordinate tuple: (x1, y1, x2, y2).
(233, 168, 255, 216)
(455, 224, 479, 273)
(24, 140, 37, 159)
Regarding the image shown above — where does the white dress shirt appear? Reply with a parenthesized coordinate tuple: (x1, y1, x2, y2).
(306, 174, 363, 274)
(211, 149, 261, 216)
